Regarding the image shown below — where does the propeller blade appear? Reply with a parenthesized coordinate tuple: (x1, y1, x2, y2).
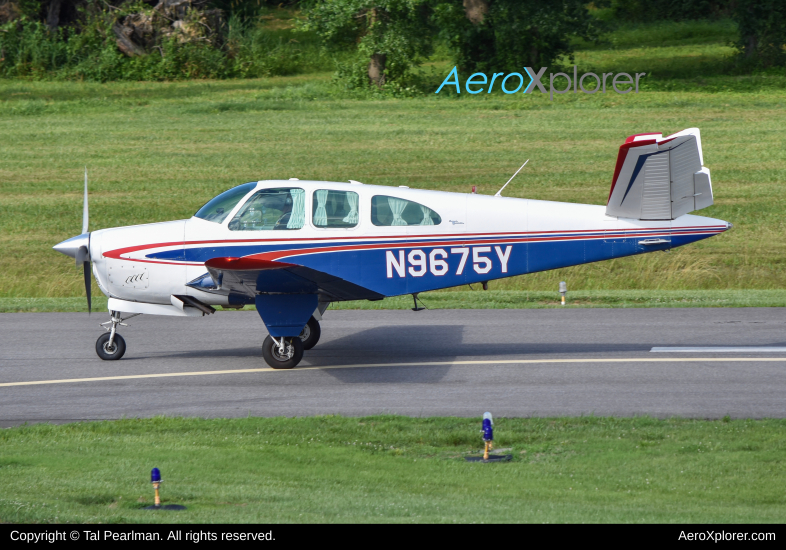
(82, 167, 89, 235)
(83, 260, 92, 314)
(84, 232, 92, 314)
(82, 171, 91, 313)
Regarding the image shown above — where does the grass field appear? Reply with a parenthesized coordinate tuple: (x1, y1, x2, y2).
(0, 416, 783, 523)
(0, 19, 784, 304)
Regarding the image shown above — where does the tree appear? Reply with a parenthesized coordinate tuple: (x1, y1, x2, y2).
(732, 0, 786, 67)
(1, 0, 82, 31)
(301, 0, 434, 88)
(434, 0, 601, 74)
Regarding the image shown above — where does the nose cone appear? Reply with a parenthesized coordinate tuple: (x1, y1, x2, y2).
(53, 233, 89, 259)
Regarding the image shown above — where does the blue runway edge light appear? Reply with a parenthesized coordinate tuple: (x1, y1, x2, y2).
(151, 467, 161, 483)
(482, 412, 493, 442)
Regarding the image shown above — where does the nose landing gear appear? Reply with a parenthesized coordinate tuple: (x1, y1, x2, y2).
(96, 311, 138, 361)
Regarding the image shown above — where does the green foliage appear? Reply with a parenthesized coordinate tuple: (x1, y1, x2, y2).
(206, 0, 301, 22)
(301, 0, 434, 89)
(434, 0, 602, 74)
(225, 14, 336, 78)
(0, 4, 331, 80)
(732, 0, 786, 68)
(0, 17, 68, 78)
(594, 0, 731, 23)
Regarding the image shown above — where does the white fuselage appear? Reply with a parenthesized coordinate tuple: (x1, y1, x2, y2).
(87, 180, 729, 309)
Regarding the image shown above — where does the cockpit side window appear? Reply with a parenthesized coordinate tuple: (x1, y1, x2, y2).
(228, 188, 305, 231)
(313, 190, 359, 228)
(371, 195, 441, 226)
(194, 182, 257, 224)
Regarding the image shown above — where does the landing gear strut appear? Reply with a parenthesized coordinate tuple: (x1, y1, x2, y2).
(262, 335, 303, 369)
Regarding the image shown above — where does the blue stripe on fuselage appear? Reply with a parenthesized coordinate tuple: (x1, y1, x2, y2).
(257, 231, 716, 296)
(147, 229, 720, 298)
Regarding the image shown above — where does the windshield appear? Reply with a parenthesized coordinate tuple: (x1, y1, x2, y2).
(194, 182, 257, 223)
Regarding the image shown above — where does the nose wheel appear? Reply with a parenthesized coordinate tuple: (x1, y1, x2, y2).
(262, 335, 303, 369)
(96, 332, 126, 360)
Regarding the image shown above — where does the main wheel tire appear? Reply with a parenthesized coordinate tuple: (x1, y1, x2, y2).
(299, 316, 321, 350)
(262, 335, 303, 369)
(96, 333, 126, 361)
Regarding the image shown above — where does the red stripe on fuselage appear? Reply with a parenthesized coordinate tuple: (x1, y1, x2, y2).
(103, 226, 727, 265)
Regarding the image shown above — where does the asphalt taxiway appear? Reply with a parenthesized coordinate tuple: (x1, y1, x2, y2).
(1, 308, 784, 425)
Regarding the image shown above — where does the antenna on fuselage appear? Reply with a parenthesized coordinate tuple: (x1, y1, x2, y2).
(494, 160, 529, 197)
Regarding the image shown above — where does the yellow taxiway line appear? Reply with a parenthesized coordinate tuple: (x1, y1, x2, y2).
(1, 357, 785, 388)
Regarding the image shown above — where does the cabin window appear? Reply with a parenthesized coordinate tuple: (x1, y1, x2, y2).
(312, 190, 360, 228)
(228, 187, 305, 231)
(370, 195, 441, 226)
(194, 182, 257, 224)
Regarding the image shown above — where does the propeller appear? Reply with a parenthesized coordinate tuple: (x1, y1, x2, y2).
(81, 167, 91, 314)
(82, 235, 91, 314)
(54, 168, 92, 313)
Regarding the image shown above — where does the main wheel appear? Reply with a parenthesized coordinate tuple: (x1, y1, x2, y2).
(299, 316, 321, 350)
(262, 335, 303, 369)
(96, 333, 126, 361)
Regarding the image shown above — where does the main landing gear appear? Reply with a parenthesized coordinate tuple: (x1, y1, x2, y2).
(262, 315, 320, 369)
(299, 316, 321, 350)
(262, 335, 304, 369)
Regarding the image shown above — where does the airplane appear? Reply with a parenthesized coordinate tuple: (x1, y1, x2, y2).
(54, 128, 730, 369)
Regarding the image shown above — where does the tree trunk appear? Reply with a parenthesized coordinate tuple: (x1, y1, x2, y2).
(46, 0, 61, 32)
(746, 34, 758, 58)
(463, 0, 488, 25)
(368, 53, 386, 87)
(529, 26, 539, 67)
(113, 24, 146, 57)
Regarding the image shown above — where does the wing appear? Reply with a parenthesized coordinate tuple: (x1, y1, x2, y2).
(200, 256, 384, 302)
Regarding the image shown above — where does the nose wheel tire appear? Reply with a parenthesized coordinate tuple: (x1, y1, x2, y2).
(96, 333, 126, 361)
(262, 335, 303, 369)
(299, 316, 321, 350)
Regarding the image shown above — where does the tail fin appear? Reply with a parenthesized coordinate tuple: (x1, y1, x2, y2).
(606, 128, 713, 220)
